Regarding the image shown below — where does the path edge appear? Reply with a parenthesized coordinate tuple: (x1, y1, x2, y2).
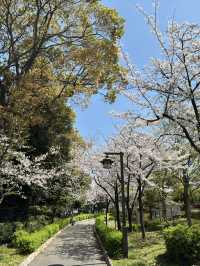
(19, 225, 71, 266)
(93, 225, 113, 266)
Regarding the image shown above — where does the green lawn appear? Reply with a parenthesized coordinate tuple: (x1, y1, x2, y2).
(109, 216, 200, 266)
(0, 246, 26, 266)
(112, 231, 178, 266)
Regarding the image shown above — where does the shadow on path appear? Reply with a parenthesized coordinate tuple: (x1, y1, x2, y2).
(29, 220, 106, 266)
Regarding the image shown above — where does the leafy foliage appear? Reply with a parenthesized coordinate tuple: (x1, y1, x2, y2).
(95, 216, 122, 258)
(0, 223, 15, 244)
(13, 224, 60, 253)
(144, 219, 165, 232)
(0, 0, 125, 216)
(0, 0, 125, 107)
(163, 224, 200, 265)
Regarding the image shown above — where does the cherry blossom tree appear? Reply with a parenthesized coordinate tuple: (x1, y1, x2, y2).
(106, 123, 164, 238)
(173, 145, 200, 226)
(119, 1, 200, 156)
(0, 134, 91, 214)
(82, 122, 177, 237)
(106, 117, 192, 234)
(0, 134, 53, 205)
(75, 143, 122, 230)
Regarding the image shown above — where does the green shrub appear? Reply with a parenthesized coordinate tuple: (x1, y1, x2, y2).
(28, 205, 52, 217)
(144, 219, 164, 231)
(132, 223, 140, 232)
(13, 223, 60, 253)
(0, 223, 15, 244)
(13, 230, 35, 253)
(24, 215, 50, 232)
(130, 261, 146, 266)
(24, 220, 42, 233)
(163, 224, 200, 265)
(0, 222, 24, 244)
(169, 218, 187, 226)
(37, 215, 50, 225)
(14, 222, 24, 231)
(57, 217, 70, 229)
(108, 214, 114, 221)
(95, 216, 122, 258)
(74, 213, 95, 221)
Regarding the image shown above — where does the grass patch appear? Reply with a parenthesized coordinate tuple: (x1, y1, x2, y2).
(112, 231, 179, 266)
(0, 246, 26, 266)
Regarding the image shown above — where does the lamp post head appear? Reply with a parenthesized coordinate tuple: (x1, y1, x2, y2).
(100, 156, 114, 169)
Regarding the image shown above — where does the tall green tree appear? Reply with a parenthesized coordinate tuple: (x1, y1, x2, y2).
(10, 60, 78, 159)
(0, 0, 125, 107)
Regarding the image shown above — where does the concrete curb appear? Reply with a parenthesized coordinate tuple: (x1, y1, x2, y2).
(93, 225, 113, 266)
(19, 225, 71, 266)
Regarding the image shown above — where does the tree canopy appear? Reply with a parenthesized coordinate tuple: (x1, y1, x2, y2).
(0, 0, 125, 106)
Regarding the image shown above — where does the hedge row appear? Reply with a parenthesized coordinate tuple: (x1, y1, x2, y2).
(95, 216, 122, 258)
(13, 213, 96, 254)
(13, 223, 60, 253)
(74, 213, 97, 221)
(0, 215, 58, 244)
(163, 224, 200, 265)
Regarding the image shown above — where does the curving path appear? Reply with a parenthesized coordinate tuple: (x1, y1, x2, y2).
(28, 219, 106, 266)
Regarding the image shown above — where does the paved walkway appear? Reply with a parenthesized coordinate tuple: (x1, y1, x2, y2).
(28, 219, 107, 266)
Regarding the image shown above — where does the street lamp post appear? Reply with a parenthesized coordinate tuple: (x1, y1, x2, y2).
(100, 152, 128, 258)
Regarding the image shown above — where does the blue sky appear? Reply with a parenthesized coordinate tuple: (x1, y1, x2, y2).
(74, 0, 200, 143)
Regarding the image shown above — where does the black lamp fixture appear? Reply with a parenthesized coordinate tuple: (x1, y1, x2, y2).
(100, 155, 114, 169)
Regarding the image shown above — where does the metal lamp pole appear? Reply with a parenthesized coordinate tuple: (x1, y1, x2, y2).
(101, 152, 128, 258)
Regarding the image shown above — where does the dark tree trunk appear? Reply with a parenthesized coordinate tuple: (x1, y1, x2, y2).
(138, 177, 145, 239)
(126, 174, 133, 232)
(127, 207, 133, 232)
(115, 181, 121, 231)
(0, 82, 9, 106)
(149, 206, 153, 220)
(105, 198, 110, 226)
(161, 194, 167, 221)
(183, 170, 192, 227)
(114, 218, 116, 229)
(115, 201, 121, 231)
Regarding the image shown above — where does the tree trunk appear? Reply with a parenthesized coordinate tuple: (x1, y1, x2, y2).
(0, 82, 8, 106)
(138, 177, 145, 239)
(105, 199, 110, 226)
(161, 179, 167, 221)
(115, 182, 121, 231)
(120, 152, 128, 258)
(149, 206, 153, 220)
(127, 207, 133, 232)
(115, 201, 121, 231)
(126, 174, 133, 232)
(161, 196, 167, 221)
(183, 170, 192, 227)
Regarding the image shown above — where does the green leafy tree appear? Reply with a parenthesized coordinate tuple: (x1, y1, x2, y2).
(0, 0, 125, 107)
